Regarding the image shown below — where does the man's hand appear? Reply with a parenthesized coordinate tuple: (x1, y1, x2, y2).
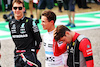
(53, 28, 59, 41)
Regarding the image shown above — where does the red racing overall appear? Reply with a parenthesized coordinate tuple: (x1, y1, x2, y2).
(53, 32, 94, 67)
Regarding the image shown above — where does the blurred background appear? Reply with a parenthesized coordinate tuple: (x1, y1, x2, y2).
(0, 0, 100, 21)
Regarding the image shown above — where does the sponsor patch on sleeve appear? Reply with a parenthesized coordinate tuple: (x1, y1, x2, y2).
(32, 21, 39, 32)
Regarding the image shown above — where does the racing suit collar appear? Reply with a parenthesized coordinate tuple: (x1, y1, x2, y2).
(72, 32, 80, 42)
(16, 16, 25, 21)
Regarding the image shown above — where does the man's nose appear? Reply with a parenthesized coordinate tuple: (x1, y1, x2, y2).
(16, 8, 19, 11)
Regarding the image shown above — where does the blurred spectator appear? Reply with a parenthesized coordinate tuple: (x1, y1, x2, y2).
(3, 0, 13, 11)
(3, 10, 26, 22)
(29, 0, 34, 18)
(63, 0, 76, 28)
(3, 0, 8, 11)
(3, 11, 14, 22)
(10, 0, 13, 10)
(57, 0, 63, 12)
(76, 0, 91, 9)
(35, 0, 54, 25)
(0, 0, 2, 11)
(98, 0, 100, 2)
(93, 0, 100, 5)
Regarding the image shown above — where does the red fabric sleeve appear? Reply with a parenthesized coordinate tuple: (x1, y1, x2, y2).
(86, 60, 94, 67)
(53, 39, 67, 56)
(79, 38, 94, 67)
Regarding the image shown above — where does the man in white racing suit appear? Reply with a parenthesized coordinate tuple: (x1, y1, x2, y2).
(41, 10, 67, 67)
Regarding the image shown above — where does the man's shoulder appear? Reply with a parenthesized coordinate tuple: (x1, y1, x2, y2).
(23, 17, 33, 24)
(9, 18, 16, 24)
(43, 32, 48, 35)
(77, 35, 90, 42)
(43, 32, 49, 38)
(25, 17, 33, 21)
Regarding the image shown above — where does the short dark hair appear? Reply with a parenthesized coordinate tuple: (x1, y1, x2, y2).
(41, 10, 56, 23)
(54, 25, 71, 41)
(12, 0, 24, 7)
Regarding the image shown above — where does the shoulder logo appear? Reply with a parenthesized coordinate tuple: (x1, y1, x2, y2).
(87, 45, 90, 48)
(26, 19, 28, 22)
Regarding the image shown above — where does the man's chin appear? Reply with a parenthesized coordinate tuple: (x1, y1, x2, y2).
(15, 14, 21, 17)
(43, 28, 46, 30)
(43, 28, 47, 30)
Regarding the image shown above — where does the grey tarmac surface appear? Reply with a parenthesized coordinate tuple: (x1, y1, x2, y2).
(0, 28, 100, 67)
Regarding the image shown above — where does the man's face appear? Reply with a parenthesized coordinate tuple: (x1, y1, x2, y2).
(59, 31, 72, 44)
(12, 2, 25, 18)
(41, 16, 53, 31)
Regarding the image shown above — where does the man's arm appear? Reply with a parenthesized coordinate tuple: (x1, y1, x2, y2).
(79, 38, 94, 67)
(53, 39, 67, 56)
(31, 20, 42, 53)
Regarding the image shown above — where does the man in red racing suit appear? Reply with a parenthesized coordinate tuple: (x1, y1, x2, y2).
(53, 25, 94, 67)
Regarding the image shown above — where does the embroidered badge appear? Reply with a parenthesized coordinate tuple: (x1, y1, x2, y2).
(72, 42, 75, 46)
(87, 45, 90, 48)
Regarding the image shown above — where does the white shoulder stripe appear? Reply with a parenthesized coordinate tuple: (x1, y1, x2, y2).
(77, 35, 87, 42)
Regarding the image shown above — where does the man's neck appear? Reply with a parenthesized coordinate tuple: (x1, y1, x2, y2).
(48, 26, 55, 32)
(15, 15, 24, 20)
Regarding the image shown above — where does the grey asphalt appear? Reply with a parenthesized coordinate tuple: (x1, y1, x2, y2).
(0, 28, 100, 67)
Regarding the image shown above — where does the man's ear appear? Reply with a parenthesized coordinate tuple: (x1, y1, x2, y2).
(12, 7, 14, 11)
(65, 31, 70, 36)
(51, 20, 54, 25)
(23, 7, 25, 12)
